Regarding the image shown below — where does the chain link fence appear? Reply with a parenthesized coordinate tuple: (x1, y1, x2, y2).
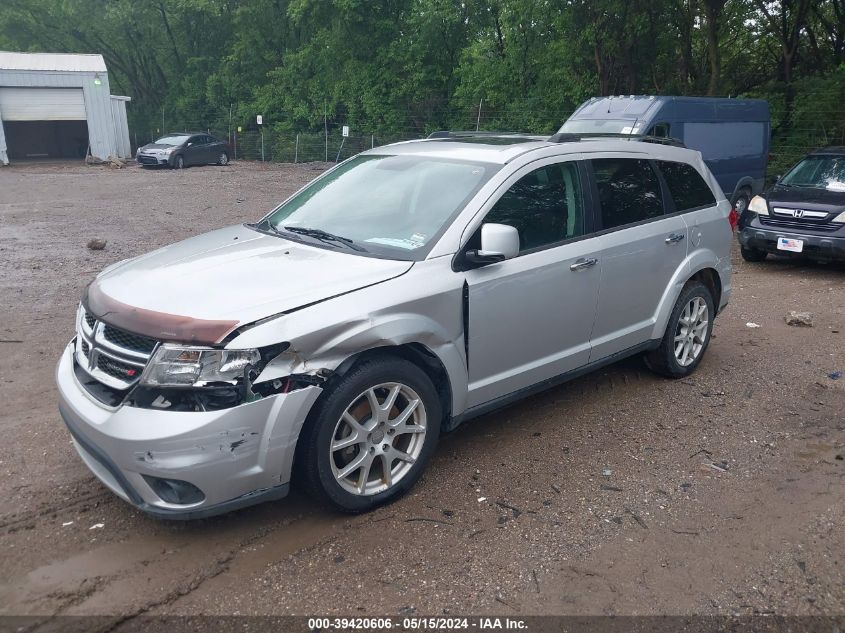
(130, 108, 845, 180)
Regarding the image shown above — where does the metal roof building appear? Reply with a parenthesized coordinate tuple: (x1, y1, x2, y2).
(0, 51, 131, 165)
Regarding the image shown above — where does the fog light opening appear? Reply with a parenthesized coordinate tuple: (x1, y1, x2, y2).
(142, 475, 205, 505)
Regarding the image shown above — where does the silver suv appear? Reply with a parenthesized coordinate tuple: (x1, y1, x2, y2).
(56, 133, 733, 518)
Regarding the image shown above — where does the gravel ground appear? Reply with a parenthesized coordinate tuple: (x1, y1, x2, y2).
(0, 161, 842, 623)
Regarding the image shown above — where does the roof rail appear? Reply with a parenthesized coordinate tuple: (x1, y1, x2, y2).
(548, 132, 686, 147)
(427, 130, 534, 139)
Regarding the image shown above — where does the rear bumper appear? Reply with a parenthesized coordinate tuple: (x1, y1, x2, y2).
(738, 224, 845, 261)
(56, 344, 322, 519)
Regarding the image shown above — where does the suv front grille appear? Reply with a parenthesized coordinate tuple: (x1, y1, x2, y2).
(759, 216, 841, 233)
(102, 324, 157, 354)
(75, 307, 158, 399)
(760, 207, 842, 233)
(97, 354, 143, 382)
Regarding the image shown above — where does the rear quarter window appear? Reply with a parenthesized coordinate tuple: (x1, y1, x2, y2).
(657, 161, 717, 211)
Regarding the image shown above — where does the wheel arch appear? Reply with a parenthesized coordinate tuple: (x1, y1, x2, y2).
(729, 177, 754, 204)
(650, 258, 725, 342)
(688, 267, 722, 311)
(330, 343, 454, 428)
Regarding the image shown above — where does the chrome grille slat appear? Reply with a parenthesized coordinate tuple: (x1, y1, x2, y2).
(759, 216, 840, 233)
(75, 307, 158, 392)
(102, 324, 157, 355)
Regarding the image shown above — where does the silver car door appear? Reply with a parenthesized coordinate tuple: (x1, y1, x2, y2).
(587, 157, 689, 362)
(462, 159, 602, 409)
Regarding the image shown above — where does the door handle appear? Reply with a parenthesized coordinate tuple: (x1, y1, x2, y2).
(569, 257, 598, 271)
(665, 233, 685, 244)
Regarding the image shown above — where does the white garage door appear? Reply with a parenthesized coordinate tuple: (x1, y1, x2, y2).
(0, 87, 86, 121)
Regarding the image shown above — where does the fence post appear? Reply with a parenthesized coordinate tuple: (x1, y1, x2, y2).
(261, 128, 265, 162)
(371, 134, 374, 149)
(295, 134, 299, 163)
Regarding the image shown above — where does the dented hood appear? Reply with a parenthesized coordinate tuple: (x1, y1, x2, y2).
(86, 224, 413, 344)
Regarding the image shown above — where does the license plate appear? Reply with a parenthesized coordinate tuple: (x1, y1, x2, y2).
(777, 237, 803, 253)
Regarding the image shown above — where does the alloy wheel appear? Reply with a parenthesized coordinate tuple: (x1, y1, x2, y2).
(330, 382, 427, 496)
(674, 296, 709, 367)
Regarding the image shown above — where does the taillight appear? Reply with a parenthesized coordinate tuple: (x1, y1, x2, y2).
(728, 208, 738, 231)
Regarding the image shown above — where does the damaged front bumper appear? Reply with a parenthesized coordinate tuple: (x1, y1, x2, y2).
(56, 344, 322, 519)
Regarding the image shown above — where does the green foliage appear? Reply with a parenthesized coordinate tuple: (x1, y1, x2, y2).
(1, 0, 843, 164)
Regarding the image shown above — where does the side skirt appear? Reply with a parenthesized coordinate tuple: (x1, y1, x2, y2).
(449, 339, 660, 430)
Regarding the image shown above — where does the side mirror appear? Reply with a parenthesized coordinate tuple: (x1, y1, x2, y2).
(773, 174, 782, 183)
(465, 223, 520, 266)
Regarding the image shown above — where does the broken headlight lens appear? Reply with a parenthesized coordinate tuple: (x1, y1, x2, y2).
(141, 345, 260, 387)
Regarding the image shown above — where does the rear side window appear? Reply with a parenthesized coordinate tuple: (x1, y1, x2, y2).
(592, 158, 664, 230)
(657, 161, 717, 211)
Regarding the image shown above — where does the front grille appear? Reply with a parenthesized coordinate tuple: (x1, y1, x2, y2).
(97, 354, 142, 382)
(137, 154, 159, 165)
(759, 216, 841, 233)
(102, 325, 157, 354)
(75, 307, 158, 400)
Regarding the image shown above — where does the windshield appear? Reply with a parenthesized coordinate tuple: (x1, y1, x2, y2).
(560, 119, 639, 135)
(260, 154, 498, 260)
(780, 155, 845, 191)
(154, 134, 190, 146)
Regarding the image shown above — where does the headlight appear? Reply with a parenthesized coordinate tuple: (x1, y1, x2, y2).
(748, 195, 769, 215)
(141, 345, 260, 387)
(833, 211, 845, 223)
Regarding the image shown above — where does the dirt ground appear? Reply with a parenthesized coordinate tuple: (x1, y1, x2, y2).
(0, 161, 842, 624)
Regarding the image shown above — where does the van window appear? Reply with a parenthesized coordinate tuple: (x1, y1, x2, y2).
(592, 158, 664, 229)
(683, 122, 765, 160)
(649, 123, 671, 138)
(657, 161, 717, 211)
(485, 161, 584, 252)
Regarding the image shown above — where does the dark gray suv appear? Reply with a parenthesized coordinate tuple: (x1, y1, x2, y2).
(739, 147, 845, 262)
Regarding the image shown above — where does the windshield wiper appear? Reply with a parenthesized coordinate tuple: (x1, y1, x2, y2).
(281, 226, 367, 252)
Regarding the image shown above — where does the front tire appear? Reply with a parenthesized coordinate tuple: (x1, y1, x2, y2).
(645, 281, 715, 378)
(740, 246, 767, 262)
(217, 151, 229, 166)
(173, 155, 185, 169)
(298, 356, 442, 513)
(733, 190, 750, 215)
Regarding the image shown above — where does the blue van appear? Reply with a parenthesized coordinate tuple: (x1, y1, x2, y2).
(560, 96, 770, 213)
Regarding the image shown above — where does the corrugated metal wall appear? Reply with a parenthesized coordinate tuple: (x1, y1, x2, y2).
(0, 67, 131, 162)
(110, 96, 131, 158)
(0, 110, 7, 165)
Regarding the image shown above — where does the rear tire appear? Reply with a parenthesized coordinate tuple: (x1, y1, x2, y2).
(217, 152, 229, 166)
(297, 356, 442, 513)
(740, 246, 767, 262)
(645, 281, 715, 379)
